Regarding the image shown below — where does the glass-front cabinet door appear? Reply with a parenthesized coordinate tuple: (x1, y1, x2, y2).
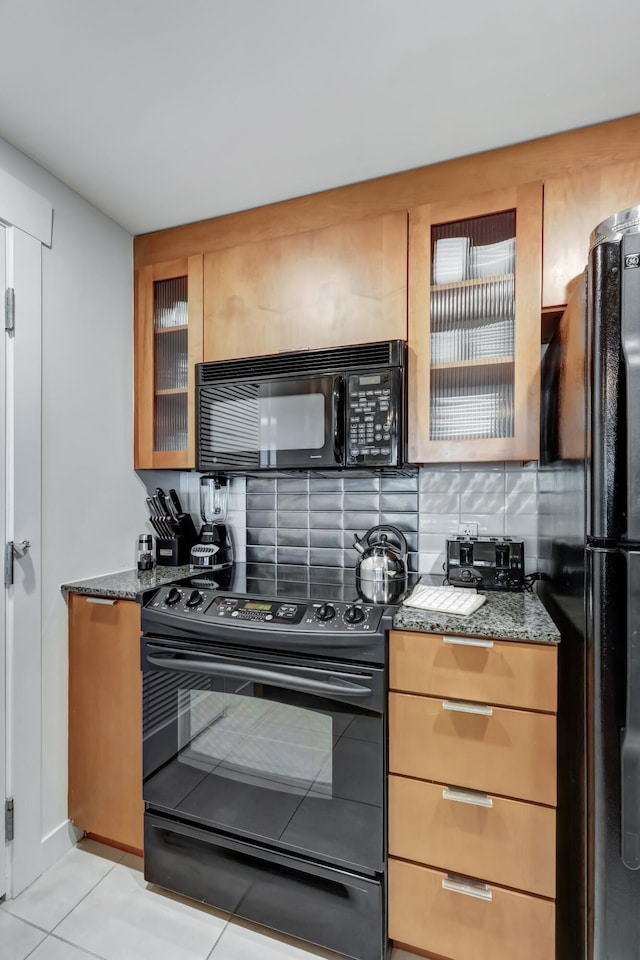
(408, 182, 542, 462)
(135, 256, 203, 468)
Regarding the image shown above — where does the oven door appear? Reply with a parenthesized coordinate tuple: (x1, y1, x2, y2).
(196, 374, 344, 471)
(141, 637, 385, 875)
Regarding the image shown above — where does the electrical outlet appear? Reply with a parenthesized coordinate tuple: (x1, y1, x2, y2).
(458, 522, 478, 537)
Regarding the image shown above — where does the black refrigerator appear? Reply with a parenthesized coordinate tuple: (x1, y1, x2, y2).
(540, 204, 640, 960)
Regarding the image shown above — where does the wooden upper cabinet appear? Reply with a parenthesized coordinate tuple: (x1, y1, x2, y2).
(134, 255, 203, 469)
(203, 213, 407, 361)
(408, 182, 542, 463)
(543, 159, 640, 308)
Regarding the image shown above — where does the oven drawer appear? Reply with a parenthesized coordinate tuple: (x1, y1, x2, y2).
(144, 812, 384, 960)
(388, 858, 555, 960)
(389, 692, 557, 806)
(389, 630, 557, 712)
(389, 775, 556, 897)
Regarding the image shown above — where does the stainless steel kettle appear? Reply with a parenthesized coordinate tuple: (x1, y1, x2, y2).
(353, 525, 408, 603)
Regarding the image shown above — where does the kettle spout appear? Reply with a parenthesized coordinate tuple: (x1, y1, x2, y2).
(353, 534, 365, 555)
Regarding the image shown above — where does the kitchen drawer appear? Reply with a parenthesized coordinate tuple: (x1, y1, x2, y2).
(389, 630, 557, 712)
(389, 774, 556, 897)
(389, 692, 556, 806)
(388, 858, 555, 960)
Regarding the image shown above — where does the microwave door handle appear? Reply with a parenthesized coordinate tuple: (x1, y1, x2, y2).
(333, 375, 344, 463)
(145, 653, 373, 697)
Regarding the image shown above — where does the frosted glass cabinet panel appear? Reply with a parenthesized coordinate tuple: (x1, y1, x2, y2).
(408, 183, 542, 463)
(135, 256, 203, 469)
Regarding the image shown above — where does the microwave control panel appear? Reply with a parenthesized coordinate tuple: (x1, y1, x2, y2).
(346, 368, 399, 466)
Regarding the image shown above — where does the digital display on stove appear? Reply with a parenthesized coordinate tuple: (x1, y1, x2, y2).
(243, 600, 273, 611)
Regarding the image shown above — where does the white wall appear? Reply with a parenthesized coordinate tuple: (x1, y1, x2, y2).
(0, 136, 150, 857)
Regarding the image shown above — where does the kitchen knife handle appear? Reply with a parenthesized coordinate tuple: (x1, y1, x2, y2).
(168, 488, 184, 516)
(165, 495, 179, 522)
(155, 488, 170, 517)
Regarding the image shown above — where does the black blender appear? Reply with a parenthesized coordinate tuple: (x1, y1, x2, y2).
(190, 475, 234, 570)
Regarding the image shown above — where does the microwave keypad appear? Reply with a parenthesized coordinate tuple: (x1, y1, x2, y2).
(347, 374, 394, 462)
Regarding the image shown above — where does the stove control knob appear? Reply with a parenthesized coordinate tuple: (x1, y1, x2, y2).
(344, 604, 365, 624)
(186, 589, 203, 608)
(165, 587, 182, 606)
(315, 603, 336, 621)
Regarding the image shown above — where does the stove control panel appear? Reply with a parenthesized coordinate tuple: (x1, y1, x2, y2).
(304, 601, 381, 632)
(210, 596, 307, 625)
(147, 586, 210, 615)
(146, 587, 384, 632)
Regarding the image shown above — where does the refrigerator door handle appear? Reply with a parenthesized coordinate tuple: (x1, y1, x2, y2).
(621, 232, 640, 541)
(621, 551, 640, 869)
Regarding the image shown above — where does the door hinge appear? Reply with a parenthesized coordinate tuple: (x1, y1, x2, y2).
(4, 287, 14, 333)
(5, 798, 14, 842)
(4, 540, 31, 587)
(4, 541, 12, 586)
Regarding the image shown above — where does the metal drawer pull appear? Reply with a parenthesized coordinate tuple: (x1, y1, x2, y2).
(443, 635, 494, 649)
(442, 699, 493, 716)
(442, 876, 493, 901)
(85, 597, 117, 605)
(442, 786, 493, 808)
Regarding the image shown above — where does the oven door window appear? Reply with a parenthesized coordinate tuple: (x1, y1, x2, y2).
(143, 665, 383, 873)
(198, 375, 343, 469)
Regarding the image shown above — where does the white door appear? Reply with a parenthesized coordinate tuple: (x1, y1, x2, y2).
(0, 224, 6, 899)
(0, 170, 50, 900)
(4, 226, 42, 898)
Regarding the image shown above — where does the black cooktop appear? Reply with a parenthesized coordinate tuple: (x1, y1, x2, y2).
(173, 562, 419, 606)
(142, 563, 422, 664)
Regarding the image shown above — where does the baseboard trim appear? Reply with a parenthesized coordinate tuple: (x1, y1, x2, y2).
(40, 819, 83, 873)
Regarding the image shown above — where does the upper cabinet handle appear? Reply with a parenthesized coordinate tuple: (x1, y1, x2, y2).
(443, 699, 493, 716)
(443, 635, 494, 649)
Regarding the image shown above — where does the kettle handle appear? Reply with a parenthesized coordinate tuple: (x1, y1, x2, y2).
(364, 524, 408, 558)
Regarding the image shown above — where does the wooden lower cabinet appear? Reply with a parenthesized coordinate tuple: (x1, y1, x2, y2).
(389, 630, 557, 712)
(388, 629, 557, 959)
(68, 594, 143, 853)
(389, 692, 557, 806)
(388, 859, 555, 960)
(389, 775, 555, 898)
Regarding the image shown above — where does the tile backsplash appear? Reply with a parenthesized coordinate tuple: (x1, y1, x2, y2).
(246, 472, 421, 570)
(140, 461, 541, 577)
(244, 461, 540, 577)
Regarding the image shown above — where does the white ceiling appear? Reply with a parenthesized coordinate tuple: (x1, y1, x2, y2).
(0, 0, 638, 236)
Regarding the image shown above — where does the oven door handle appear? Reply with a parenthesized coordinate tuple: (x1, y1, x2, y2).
(145, 653, 374, 697)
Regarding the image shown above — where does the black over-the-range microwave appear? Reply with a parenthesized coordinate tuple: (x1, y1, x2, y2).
(196, 340, 407, 471)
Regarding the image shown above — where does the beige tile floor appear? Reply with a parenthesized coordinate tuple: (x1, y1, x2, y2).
(0, 839, 413, 960)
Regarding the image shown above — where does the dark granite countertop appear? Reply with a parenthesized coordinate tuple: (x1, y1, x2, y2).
(61, 565, 192, 601)
(393, 588, 560, 644)
(62, 567, 561, 644)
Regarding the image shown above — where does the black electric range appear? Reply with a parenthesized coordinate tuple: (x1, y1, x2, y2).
(141, 562, 418, 665)
(140, 563, 418, 960)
